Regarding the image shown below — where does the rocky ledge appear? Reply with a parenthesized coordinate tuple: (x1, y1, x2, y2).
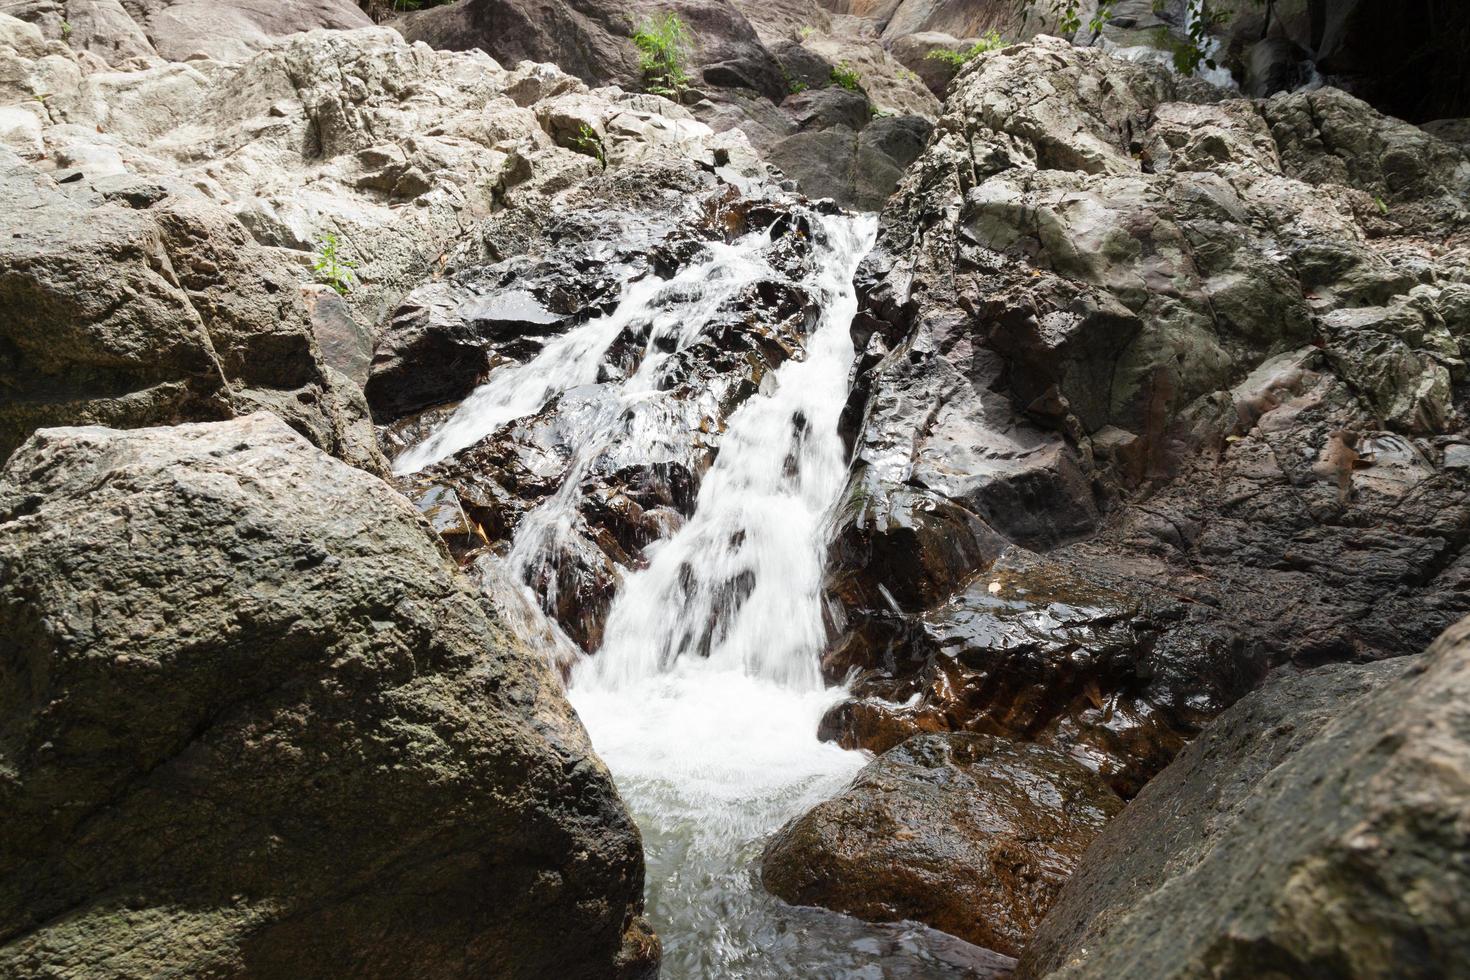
(822, 36, 1470, 795)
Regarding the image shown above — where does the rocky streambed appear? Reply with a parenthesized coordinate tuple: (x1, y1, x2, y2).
(2, 3, 1470, 979)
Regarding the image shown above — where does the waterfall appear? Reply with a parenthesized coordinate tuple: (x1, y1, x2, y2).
(568, 211, 878, 975)
(402, 210, 978, 974)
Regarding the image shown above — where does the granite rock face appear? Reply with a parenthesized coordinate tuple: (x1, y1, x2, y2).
(822, 36, 1470, 794)
(762, 733, 1122, 958)
(1021, 617, 1470, 979)
(0, 413, 656, 979)
(0, 148, 385, 473)
(4, 0, 372, 64)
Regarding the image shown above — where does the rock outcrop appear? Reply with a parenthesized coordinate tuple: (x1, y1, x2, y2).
(0, 146, 384, 472)
(5, 0, 373, 64)
(1019, 617, 1470, 979)
(0, 413, 656, 979)
(762, 733, 1121, 958)
(393, 0, 940, 208)
(821, 36, 1470, 795)
(0, 15, 765, 466)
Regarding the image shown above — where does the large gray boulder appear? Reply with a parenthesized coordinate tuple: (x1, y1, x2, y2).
(1020, 619, 1470, 978)
(0, 413, 657, 979)
(7, 0, 373, 63)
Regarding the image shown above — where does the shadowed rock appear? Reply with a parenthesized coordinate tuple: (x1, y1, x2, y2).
(0, 413, 656, 979)
(1020, 616, 1470, 978)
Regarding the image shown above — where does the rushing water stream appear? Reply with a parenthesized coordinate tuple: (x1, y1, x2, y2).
(404, 211, 1005, 977)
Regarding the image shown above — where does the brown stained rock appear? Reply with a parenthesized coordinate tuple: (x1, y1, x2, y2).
(823, 547, 1185, 797)
(0, 413, 656, 979)
(761, 733, 1123, 958)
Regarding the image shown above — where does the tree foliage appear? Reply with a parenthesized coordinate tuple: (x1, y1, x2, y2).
(633, 13, 691, 97)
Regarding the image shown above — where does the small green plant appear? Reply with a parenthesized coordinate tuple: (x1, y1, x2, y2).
(571, 123, 606, 168)
(59, 19, 72, 40)
(830, 61, 861, 91)
(797, 25, 815, 40)
(312, 233, 358, 296)
(1375, 196, 1389, 216)
(632, 13, 691, 97)
(1152, 0, 1231, 74)
(926, 30, 1007, 67)
(1050, 0, 1115, 36)
(781, 66, 808, 94)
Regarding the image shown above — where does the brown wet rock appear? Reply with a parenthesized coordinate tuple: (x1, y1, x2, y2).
(822, 547, 1185, 797)
(761, 733, 1123, 959)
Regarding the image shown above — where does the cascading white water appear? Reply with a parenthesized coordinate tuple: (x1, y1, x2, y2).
(568, 213, 873, 976)
(402, 210, 991, 976)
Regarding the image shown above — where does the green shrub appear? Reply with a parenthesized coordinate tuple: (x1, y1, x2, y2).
(59, 20, 72, 40)
(633, 13, 691, 97)
(312, 233, 358, 296)
(925, 30, 1006, 68)
(830, 61, 861, 91)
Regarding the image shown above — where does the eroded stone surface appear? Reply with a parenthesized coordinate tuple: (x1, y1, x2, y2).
(823, 36, 1470, 794)
(1020, 617, 1470, 979)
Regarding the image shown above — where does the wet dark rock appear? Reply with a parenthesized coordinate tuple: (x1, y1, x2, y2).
(822, 548, 1183, 797)
(391, 183, 831, 650)
(0, 413, 655, 979)
(1020, 615, 1470, 979)
(1241, 37, 1311, 99)
(824, 36, 1470, 794)
(762, 733, 1123, 958)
